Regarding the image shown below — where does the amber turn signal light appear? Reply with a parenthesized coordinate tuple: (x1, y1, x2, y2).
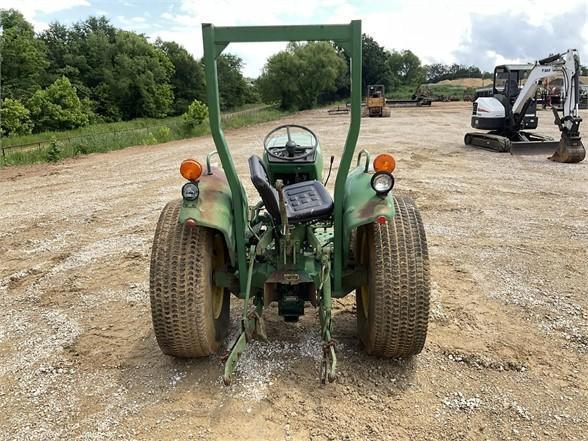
(373, 153, 396, 173)
(180, 159, 203, 181)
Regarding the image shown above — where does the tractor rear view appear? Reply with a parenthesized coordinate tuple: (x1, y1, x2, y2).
(149, 21, 430, 385)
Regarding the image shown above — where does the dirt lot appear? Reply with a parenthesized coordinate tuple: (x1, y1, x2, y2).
(0, 102, 586, 440)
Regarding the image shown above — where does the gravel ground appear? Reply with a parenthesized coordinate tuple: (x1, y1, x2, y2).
(0, 102, 586, 440)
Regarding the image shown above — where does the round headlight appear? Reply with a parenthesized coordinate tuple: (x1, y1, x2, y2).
(371, 172, 394, 195)
(182, 182, 199, 201)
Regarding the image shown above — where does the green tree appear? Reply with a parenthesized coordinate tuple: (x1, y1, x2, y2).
(108, 31, 174, 119)
(388, 50, 425, 87)
(424, 63, 448, 83)
(182, 99, 208, 127)
(40, 22, 73, 83)
(0, 9, 49, 100)
(424, 63, 484, 83)
(27, 76, 92, 132)
(41, 17, 121, 120)
(157, 40, 205, 114)
(215, 54, 256, 110)
(0, 98, 33, 136)
(361, 35, 393, 93)
(46, 139, 62, 162)
(258, 42, 346, 110)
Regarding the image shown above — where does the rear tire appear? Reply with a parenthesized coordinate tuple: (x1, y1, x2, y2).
(356, 195, 430, 357)
(150, 200, 230, 358)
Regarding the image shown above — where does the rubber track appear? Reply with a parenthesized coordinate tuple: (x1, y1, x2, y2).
(464, 132, 511, 153)
(364, 195, 430, 357)
(149, 200, 221, 357)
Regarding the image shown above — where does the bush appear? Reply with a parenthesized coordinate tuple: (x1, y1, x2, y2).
(182, 100, 208, 127)
(1, 98, 33, 136)
(142, 132, 158, 145)
(73, 143, 89, 156)
(157, 126, 171, 140)
(46, 139, 61, 162)
(27, 76, 92, 132)
(0, 106, 289, 167)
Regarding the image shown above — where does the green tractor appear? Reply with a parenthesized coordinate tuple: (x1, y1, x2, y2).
(149, 21, 430, 384)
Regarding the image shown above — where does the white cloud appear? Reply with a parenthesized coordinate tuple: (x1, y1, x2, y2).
(116, 15, 150, 29)
(360, 0, 588, 71)
(0, 0, 90, 15)
(455, 4, 587, 71)
(150, 0, 356, 76)
(149, 0, 584, 77)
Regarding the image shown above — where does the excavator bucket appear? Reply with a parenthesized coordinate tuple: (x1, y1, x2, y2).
(548, 136, 586, 163)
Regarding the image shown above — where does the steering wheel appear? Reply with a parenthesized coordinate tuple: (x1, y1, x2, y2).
(264, 124, 318, 161)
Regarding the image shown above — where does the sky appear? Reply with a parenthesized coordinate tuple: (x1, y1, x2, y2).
(2, 0, 587, 77)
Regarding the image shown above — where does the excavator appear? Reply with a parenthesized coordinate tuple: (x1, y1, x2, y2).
(465, 49, 585, 163)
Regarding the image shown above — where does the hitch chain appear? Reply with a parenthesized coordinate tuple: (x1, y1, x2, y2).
(321, 340, 337, 385)
(322, 338, 337, 352)
(320, 337, 337, 384)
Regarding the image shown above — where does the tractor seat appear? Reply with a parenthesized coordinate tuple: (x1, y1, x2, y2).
(248, 155, 333, 223)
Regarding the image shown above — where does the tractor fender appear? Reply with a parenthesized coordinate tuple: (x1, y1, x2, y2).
(179, 167, 235, 264)
(342, 166, 396, 258)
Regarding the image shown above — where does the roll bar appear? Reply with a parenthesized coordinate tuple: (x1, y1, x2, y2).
(202, 21, 362, 293)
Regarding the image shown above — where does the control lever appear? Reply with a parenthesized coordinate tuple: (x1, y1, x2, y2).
(323, 156, 335, 186)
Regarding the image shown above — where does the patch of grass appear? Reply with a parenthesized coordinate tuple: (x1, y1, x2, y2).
(420, 84, 477, 100)
(1, 115, 184, 148)
(386, 85, 423, 100)
(224, 107, 288, 129)
(384, 84, 477, 101)
(0, 105, 288, 167)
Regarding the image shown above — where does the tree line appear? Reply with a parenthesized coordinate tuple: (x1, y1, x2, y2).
(0, 9, 257, 136)
(7, 8, 552, 138)
(256, 36, 429, 110)
(255, 35, 495, 110)
(424, 64, 492, 83)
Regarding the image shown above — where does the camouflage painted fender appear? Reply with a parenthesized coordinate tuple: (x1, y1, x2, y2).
(179, 167, 235, 264)
(342, 166, 395, 260)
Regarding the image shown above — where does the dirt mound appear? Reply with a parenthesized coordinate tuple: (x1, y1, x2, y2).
(436, 76, 588, 88)
(435, 78, 487, 88)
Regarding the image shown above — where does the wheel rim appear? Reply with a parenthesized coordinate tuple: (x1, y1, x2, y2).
(359, 231, 369, 319)
(211, 235, 225, 320)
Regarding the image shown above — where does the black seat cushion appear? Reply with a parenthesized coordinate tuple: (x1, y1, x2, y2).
(248, 155, 334, 223)
(283, 180, 333, 222)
